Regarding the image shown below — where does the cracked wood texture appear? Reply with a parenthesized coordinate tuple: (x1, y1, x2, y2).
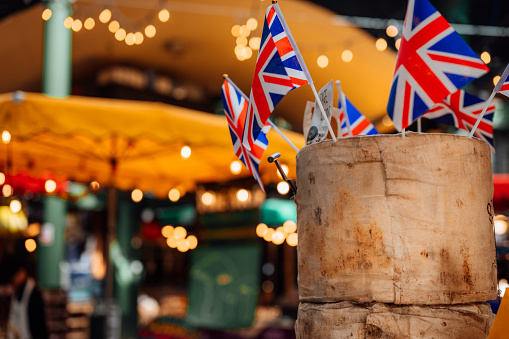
(295, 133, 497, 305)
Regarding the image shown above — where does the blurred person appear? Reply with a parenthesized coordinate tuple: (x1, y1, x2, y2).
(6, 257, 48, 339)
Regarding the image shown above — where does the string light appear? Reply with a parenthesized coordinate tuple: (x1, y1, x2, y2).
(375, 38, 388, 51)
(277, 181, 290, 195)
(99, 9, 112, 23)
(2, 130, 11, 144)
(45, 180, 57, 193)
(90, 181, 100, 191)
(135, 32, 144, 45)
(71, 19, 83, 32)
(25, 239, 37, 253)
(108, 20, 120, 33)
(246, 18, 258, 31)
(158, 9, 170, 22)
(84, 17, 95, 30)
(230, 160, 242, 175)
(2, 184, 13, 197)
(236, 189, 249, 202)
(481, 51, 491, 64)
(125, 33, 136, 46)
(317, 55, 329, 68)
(181, 146, 191, 158)
(0, 172, 5, 185)
(10, 200, 22, 213)
(493, 75, 501, 86)
(64, 16, 73, 29)
(168, 188, 180, 202)
(249, 37, 261, 50)
(173, 226, 187, 240)
(42, 8, 52, 21)
(131, 189, 143, 202)
(386, 25, 399, 37)
(342, 49, 353, 62)
(145, 25, 156, 38)
(395, 38, 401, 50)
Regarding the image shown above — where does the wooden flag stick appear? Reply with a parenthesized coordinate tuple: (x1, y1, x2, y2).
(335, 81, 352, 137)
(470, 63, 509, 138)
(417, 117, 422, 133)
(402, 128, 406, 138)
(468, 90, 496, 138)
(310, 83, 337, 142)
(267, 120, 300, 152)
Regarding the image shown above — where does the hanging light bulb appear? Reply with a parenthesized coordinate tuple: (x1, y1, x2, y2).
(145, 25, 156, 38)
(108, 20, 120, 33)
(42, 8, 52, 21)
(99, 9, 112, 23)
(84, 17, 95, 30)
(10, 200, 22, 213)
(181, 146, 191, 158)
(317, 55, 329, 68)
(386, 25, 398, 37)
(158, 9, 170, 22)
(131, 189, 143, 202)
(168, 188, 180, 202)
(2, 130, 11, 144)
(2, 184, 13, 197)
(45, 180, 57, 193)
(375, 38, 387, 51)
(481, 51, 491, 64)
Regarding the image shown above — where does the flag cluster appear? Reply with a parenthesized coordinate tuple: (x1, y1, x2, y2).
(387, 0, 489, 132)
(222, 77, 270, 191)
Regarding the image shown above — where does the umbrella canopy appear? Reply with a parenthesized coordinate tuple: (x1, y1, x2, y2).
(0, 91, 304, 197)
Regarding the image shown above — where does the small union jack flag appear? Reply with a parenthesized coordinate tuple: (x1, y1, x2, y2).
(424, 89, 495, 152)
(387, 0, 489, 132)
(242, 2, 312, 150)
(222, 76, 270, 191)
(338, 94, 378, 137)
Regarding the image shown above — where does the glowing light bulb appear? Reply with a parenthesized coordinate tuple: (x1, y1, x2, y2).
(131, 189, 143, 202)
(187, 235, 198, 250)
(495, 219, 508, 235)
(173, 226, 187, 240)
(493, 75, 501, 87)
(42, 8, 52, 21)
(276, 164, 289, 179)
(25, 239, 37, 252)
(342, 49, 353, 63)
(115, 28, 126, 41)
(10, 200, 22, 213)
(247, 18, 258, 31)
(201, 191, 215, 206)
(481, 51, 491, 64)
(71, 19, 83, 32)
(159, 9, 170, 22)
(45, 180, 57, 193)
(2, 130, 11, 144)
(161, 225, 174, 238)
(84, 17, 95, 30)
(277, 181, 290, 195)
(236, 36, 248, 46)
(249, 37, 261, 50)
(263, 228, 275, 242)
(167, 236, 178, 248)
(135, 32, 144, 45)
(145, 25, 156, 38)
(64, 16, 73, 29)
(386, 25, 398, 37)
(0, 172, 5, 185)
(108, 20, 120, 33)
(395, 38, 401, 50)
(231, 25, 241, 37)
(2, 184, 13, 197)
(168, 188, 180, 202)
(317, 55, 329, 68)
(283, 220, 297, 234)
(236, 189, 249, 202)
(181, 146, 191, 158)
(376, 38, 387, 51)
(239, 25, 250, 37)
(125, 33, 135, 45)
(256, 223, 268, 237)
(286, 233, 298, 246)
(272, 230, 286, 245)
(230, 160, 242, 175)
(99, 9, 112, 23)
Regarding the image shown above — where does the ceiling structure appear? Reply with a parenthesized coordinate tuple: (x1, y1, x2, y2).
(1, 0, 508, 136)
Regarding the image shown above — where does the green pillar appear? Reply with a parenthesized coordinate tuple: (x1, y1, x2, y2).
(37, 0, 72, 289)
(42, 0, 72, 97)
(37, 197, 67, 289)
(114, 195, 142, 339)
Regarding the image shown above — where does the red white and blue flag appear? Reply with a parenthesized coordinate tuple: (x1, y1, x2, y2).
(338, 94, 378, 137)
(387, 0, 489, 131)
(424, 89, 495, 152)
(242, 2, 312, 150)
(222, 77, 270, 191)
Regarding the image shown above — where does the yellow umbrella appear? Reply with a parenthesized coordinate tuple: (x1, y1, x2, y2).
(0, 91, 304, 197)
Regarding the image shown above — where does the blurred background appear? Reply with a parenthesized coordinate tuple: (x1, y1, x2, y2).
(1, 0, 509, 338)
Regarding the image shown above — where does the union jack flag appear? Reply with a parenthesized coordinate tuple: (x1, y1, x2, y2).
(242, 2, 312, 150)
(338, 94, 378, 137)
(424, 89, 495, 152)
(387, 0, 489, 132)
(222, 76, 270, 191)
